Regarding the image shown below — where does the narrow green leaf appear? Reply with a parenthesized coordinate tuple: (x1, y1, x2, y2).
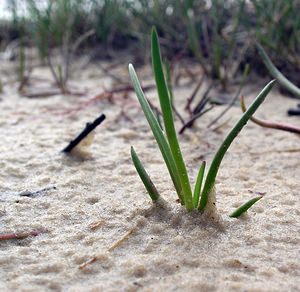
(156, 111, 163, 131)
(128, 64, 184, 204)
(163, 61, 174, 102)
(131, 146, 160, 202)
(257, 44, 300, 99)
(198, 80, 275, 211)
(193, 161, 206, 208)
(151, 27, 194, 211)
(229, 196, 262, 218)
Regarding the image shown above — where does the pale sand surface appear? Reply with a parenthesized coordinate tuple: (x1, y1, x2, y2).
(0, 61, 299, 291)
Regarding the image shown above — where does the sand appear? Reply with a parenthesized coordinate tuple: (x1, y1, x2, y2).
(0, 59, 299, 291)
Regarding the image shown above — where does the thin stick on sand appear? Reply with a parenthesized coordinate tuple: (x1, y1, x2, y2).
(108, 229, 134, 252)
(62, 113, 106, 153)
(0, 229, 48, 241)
(79, 229, 134, 269)
(79, 257, 98, 269)
(241, 96, 300, 134)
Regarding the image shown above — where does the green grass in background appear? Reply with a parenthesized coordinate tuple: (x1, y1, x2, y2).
(1, 0, 300, 83)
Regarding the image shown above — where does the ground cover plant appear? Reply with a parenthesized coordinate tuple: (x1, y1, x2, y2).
(3, 0, 300, 85)
(4, 0, 95, 95)
(130, 28, 275, 217)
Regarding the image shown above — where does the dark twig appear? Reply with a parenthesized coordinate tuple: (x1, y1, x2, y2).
(208, 64, 250, 128)
(288, 108, 300, 116)
(193, 82, 214, 115)
(18, 186, 56, 198)
(179, 106, 214, 134)
(62, 114, 106, 153)
(177, 82, 214, 134)
(185, 75, 205, 114)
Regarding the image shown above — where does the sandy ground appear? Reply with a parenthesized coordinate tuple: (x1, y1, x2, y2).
(0, 59, 299, 291)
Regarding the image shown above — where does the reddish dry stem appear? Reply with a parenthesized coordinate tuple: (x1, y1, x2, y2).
(108, 229, 134, 252)
(241, 96, 300, 134)
(89, 220, 105, 230)
(0, 229, 48, 241)
(79, 257, 98, 269)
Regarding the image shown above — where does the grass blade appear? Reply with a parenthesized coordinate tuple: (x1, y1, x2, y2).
(193, 161, 206, 208)
(198, 80, 275, 211)
(163, 61, 174, 102)
(128, 64, 184, 204)
(151, 27, 194, 211)
(131, 146, 160, 202)
(229, 196, 262, 218)
(257, 44, 300, 99)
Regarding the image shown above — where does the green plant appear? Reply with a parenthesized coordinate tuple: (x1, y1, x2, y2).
(26, 0, 91, 93)
(257, 44, 300, 99)
(184, 0, 250, 88)
(229, 196, 263, 218)
(5, 0, 300, 87)
(90, 0, 130, 47)
(16, 37, 32, 93)
(129, 28, 275, 216)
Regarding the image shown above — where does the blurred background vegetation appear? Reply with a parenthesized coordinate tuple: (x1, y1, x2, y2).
(0, 0, 300, 87)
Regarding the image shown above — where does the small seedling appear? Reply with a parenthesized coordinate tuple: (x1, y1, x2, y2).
(129, 28, 275, 216)
(229, 196, 263, 218)
(131, 146, 159, 202)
